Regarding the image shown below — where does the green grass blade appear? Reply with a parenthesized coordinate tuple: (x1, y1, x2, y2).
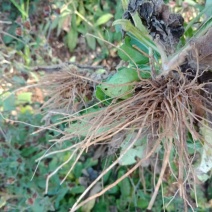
(113, 19, 159, 54)
(193, 15, 212, 38)
(10, 0, 28, 18)
(185, 7, 211, 33)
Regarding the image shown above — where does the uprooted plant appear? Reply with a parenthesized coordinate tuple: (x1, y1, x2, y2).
(35, 0, 212, 211)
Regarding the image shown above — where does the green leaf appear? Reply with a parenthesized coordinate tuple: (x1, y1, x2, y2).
(2, 24, 18, 44)
(20, 105, 33, 114)
(195, 127, 212, 182)
(65, 109, 119, 137)
(2, 2, 11, 11)
(2, 34, 14, 44)
(1, 92, 16, 112)
(32, 197, 53, 211)
(95, 14, 113, 26)
(113, 19, 159, 54)
(66, 29, 78, 52)
(70, 186, 85, 195)
(93, 198, 107, 211)
(187, 142, 202, 155)
(95, 86, 111, 103)
(106, 184, 119, 194)
(99, 67, 140, 99)
(12, 76, 26, 85)
(102, 169, 112, 184)
(138, 70, 151, 79)
(119, 134, 147, 166)
(16, 92, 32, 105)
(118, 36, 148, 64)
(84, 158, 98, 168)
(205, 0, 212, 17)
(73, 162, 84, 178)
(81, 183, 102, 212)
(121, 0, 128, 10)
(120, 146, 145, 166)
(54, 188, 69, 208)
(137, 190, 150, 209)
(0, 197, 7, 209)
(86, 35, 96, 50)
(66, 15, 78, 51)
(118, 170, 131, 198)
(82, 199, 96, 212)
(21, 147, 37, 157)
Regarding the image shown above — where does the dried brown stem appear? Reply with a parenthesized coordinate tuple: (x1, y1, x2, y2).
(33, 62, 106, 72)
(147, 139, 173, 210)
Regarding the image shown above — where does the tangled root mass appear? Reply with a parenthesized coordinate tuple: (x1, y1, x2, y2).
(38, 0, 212, 211)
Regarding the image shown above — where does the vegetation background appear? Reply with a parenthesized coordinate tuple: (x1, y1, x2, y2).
(0, 0, 212, 211)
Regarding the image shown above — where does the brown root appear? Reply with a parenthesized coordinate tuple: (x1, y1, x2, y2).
(37, 69, 212, 211)
(39, 66, 100, 114)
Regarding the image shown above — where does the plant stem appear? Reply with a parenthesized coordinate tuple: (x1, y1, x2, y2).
(160, 45, 192, 76)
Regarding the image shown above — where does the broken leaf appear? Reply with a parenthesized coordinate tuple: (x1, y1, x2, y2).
(99, 67, 140, 99)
